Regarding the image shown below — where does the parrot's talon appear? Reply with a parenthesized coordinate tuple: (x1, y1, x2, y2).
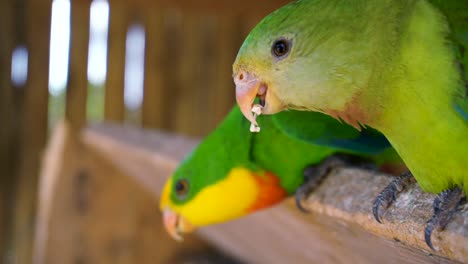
(372, 171, 414, 224)
(424, 188, 464, 251)
(295, 154, 374, 213)
(295, 187, 310, 213)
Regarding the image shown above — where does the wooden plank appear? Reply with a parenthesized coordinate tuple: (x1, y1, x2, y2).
(66, 0, 91, 130)
(0, 0, 15, 260)
(212, 15, 241, 125)
(11, 0, 52, 262)
(161, 9, 182, 131)
(130, 0, 291, 16)
(141, 8, 167, 129)
(104, 0, 127, 122)
(82, 123, 468, 264)
(195, 16, 218, 135)
(33, 121, 240, 264)
(173, 14, 203, 135)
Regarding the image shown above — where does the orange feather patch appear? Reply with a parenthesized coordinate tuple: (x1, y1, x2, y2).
(246, 171, 287, 213)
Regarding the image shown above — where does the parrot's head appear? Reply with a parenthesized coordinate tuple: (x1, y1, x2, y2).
(159, 168, 286, 241)
(233, 0, 374, 127)
(159, 107, 288, 241)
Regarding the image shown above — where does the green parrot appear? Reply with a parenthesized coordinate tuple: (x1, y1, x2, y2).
(159, 105, 405, 241)
(232, 0, 467, 249)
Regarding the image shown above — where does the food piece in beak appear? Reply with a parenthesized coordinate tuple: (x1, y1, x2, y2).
(162, 207, 196, 242)
(250, 104, 263, 132)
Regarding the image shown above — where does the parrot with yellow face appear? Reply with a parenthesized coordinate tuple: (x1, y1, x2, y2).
(160, 106, 404, 241)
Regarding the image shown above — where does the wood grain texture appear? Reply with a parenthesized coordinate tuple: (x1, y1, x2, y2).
(82, 123, 467, 264)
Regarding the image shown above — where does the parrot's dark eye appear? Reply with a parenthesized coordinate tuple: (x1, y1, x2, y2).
(175, 179, 189, 198)
(271, 38, 291, 58)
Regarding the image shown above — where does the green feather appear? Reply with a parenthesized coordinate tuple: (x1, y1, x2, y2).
(170, 106, 403, 205)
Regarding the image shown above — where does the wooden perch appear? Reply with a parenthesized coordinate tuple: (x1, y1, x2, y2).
(33, 122, 237, 264)
(79, 123, 467, 264)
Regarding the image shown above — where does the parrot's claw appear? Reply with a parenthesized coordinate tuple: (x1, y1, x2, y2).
(295, 154, 376, 213)
(295, 186, 311, 213)
(424, 188, 464, 251)
(372, 171, 414, 224)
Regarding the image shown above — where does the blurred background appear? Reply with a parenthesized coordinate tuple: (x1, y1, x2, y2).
(0, 0, 289, 263)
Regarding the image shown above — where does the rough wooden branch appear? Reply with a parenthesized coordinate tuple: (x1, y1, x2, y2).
(82, 123, 467, 264)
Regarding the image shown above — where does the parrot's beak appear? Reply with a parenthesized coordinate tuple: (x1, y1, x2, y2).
(234, 70, 284, 125)
(162, 207, 196, 241)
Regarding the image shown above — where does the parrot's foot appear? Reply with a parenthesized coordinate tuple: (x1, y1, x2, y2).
(425, 188, 465, 251)
(372, 171, 415, 223)
(295, 154, 377, 212)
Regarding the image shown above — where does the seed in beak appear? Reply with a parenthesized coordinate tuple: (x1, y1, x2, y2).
(249, 104, 263, 133)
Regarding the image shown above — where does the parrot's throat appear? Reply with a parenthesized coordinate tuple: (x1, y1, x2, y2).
(246, 172, 287, 213)
(325, 93, 372, 130)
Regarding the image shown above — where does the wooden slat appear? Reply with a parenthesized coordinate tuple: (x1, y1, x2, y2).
(82, 123, 467, 263)
(105, 0, 127, 122)
(195, 16, 218, 135)
(174, 14, 203, 135)
(161, 10, 182, 131)
(131, 0, 291, 16)
(11, 0, 52, 262)
(212, 15, 241, 125)
(34, 122, 238, 264)
(243, 15, 263, 37)
(141, 8, 167, 129)
(0, 0, 14, 259)
(66, 0, 91, 130)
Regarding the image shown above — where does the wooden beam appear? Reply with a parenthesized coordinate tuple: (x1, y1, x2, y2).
(160, 9, 182, 131)
(82, 123, 467, 264)
(195, 16, 218, 134)
(105, 0, 127, 122)
(173, 14, 203, 135)
(66, 0, 91, 130)
(10, 0, 52, 262)
(0, 0, 14, 260)
(212, 15, 241, 124)
(130, 0, 291, 16)
(141, 7, 167, 129)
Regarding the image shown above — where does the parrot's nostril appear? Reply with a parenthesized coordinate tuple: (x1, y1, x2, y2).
(239, 73, 244, 81)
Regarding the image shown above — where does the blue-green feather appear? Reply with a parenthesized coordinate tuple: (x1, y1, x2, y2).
(271, 110, 391, 155)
